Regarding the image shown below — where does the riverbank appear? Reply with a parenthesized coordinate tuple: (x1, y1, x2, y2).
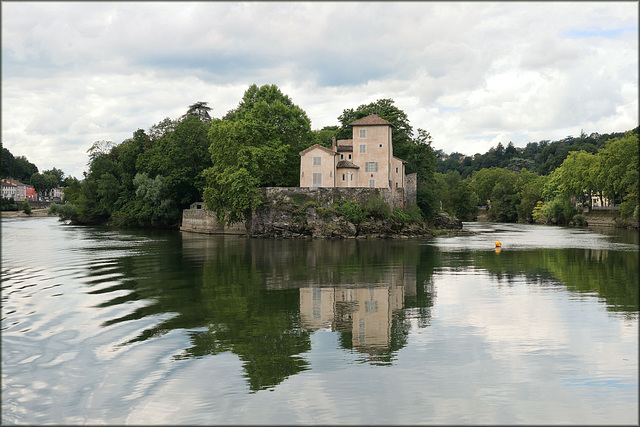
(1, 209, 55, 218)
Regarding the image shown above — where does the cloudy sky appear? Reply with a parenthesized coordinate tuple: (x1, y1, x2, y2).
(2, 2, 638, 179)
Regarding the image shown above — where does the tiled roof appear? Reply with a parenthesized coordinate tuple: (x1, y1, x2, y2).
(336, 145, 353, 152)
(336, 160, 360, 169)
(349, 114, 394, 127)
(299, 144, 336, 156)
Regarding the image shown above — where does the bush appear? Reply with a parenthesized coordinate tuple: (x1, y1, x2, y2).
(22, 199, 32, 215)
(364, 194, 391, 220)
(336, 201, 364, 224)
(1, 197, 18, 211)
(49, 203, 78, 220)
(406, 204, 424, 222)
(572, 214, 588, 226)
(392, 208, 410, 224)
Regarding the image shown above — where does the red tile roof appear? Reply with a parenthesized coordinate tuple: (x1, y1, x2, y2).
(349, 114, 394, 127)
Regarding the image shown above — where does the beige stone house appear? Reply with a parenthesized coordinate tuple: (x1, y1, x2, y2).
(299, 114, 407, 190)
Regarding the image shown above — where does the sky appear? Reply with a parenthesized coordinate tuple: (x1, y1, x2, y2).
(2, 1, 638, 180)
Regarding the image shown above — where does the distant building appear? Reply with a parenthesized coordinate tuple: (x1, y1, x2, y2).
(1, 178, 29, 202)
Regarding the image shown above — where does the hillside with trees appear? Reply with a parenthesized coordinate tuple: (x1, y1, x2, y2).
(434, 128, 638, 227)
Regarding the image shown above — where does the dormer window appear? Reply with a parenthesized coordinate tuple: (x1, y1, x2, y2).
(359, 129, 366, 138)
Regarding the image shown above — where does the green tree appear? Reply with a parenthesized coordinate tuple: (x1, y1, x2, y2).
(471, 167, 512, 207)
(42, 167, 65, 186)
(22, 199, 31, 215)
(30, 172, 58, 199)
(203, 84, 312, 224)
(515, 169, 545, 222)
(489, 171, 519, 222)
(138, 114, 212, 207)
(450, 179, 477, 220)
(182, 101, 213, 122)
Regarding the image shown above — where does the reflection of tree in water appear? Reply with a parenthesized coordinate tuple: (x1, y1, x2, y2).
(443, 247, 638, 317)
(87, 233, 440, 391)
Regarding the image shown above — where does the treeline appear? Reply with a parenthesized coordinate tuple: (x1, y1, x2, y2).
(436, 129, 634, 177)
(1, 144, 72, 208)
(435, 129, 639, 225)
(52, 85, 439, 227)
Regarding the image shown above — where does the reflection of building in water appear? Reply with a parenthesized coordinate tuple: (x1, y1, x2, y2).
(299, 266, 415, 355)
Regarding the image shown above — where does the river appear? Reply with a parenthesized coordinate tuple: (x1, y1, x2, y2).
(1, 217, 638, 424)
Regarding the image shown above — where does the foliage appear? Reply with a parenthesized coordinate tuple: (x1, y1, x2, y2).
(182, 101, 212, 122)
(536, 196, 578, 225)
(450, 179, 477, 221)
(336, 200, 365, 224)
(48, 202, 77, 220)
(435, 128, 634, 179)
(203, 84, 313, 224)
(311, 126, 339, 148)
(1, 197, 18, 211)
(30, 172, 58, 198)
(364, 193, 391, 220)
(1, 144, 39, 182)
(21, 199, 31, 215)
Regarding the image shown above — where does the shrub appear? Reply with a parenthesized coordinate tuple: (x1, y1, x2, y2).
(22, 199, 32, 215)
(392, 208, 410, 224)
(49, 203, 78, 220)
(572, 214, 588, 226)
(1, 197, 18, 211)
(336, 201, 364, 224)
(364, 194, 391, 220)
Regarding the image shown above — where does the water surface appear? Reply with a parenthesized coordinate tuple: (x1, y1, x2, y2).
(2, 218, 638, 424)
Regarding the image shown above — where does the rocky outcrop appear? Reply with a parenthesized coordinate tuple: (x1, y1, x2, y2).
(428, 212, 463, 229)
(246, 204, 432, 239)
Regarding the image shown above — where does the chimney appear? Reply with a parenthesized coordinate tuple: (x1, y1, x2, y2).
(332, 136, 336, 152)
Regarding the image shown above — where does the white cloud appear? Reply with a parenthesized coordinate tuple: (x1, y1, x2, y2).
(2, 1, 637, 178)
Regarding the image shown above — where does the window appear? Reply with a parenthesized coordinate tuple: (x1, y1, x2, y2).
(379, 144, 383, 148)
(342, 174, 345, 181)
(313, 156, 321, 166)
(340, 154, 344, 159)
(312, 173, 322, 187)
(395, 167, 398, 173)
(396, 182, 399, 188)
(359, 129, 366, 138)
(369, 179, 375, 188)
(348, 154, 352, 160)
(365, 300, 378, 313)
(365, 162, 378, 172)
(359, 144, 366, 153)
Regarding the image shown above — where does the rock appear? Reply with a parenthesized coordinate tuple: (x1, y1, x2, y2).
(429, 212, 463, 229)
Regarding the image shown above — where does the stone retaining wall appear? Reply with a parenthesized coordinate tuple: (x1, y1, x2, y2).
(180, 203, 246, 235)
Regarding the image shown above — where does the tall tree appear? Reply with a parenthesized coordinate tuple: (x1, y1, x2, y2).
(203, 84, 312, 224)
(182, 101, 213, 122)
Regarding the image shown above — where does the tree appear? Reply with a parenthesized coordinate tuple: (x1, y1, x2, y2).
(138, 115, 213, 208)
(182, 101, 213, 122)
(22, 199, 32, 215)
(30, 172, 58, 198)
(203, 84, 313, 224)
(42, 168, 65, 186)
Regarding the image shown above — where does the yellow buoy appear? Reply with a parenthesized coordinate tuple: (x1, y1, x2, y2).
(495, 240, 501, 248)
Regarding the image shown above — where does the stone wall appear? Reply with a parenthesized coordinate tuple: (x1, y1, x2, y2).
(181, 187, 422, 237)
(180, 203, 246, 235)
(405, 173, 417, 206)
